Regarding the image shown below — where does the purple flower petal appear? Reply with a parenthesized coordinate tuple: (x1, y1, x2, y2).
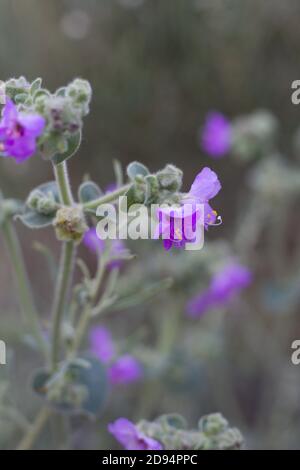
(18, 113, 46, 136)
(108, 418, 163, 450)
(201, 112, 232, 158)
(187, 262, 252, 318)
(0, 98, 45, 161)
(89, 326, 116, 364)
(189, 167, 221, 202)
(108, 355, 143, 385)
(83, 227, 105, 253)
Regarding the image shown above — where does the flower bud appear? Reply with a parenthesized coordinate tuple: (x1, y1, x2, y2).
(27, 189, 58, 216)
(198, 413, 228, 435)
(5, 76, 31, 100)
(66, 78, 92, 116)
(53, 206, 88, 243)
(157, 164, 183, 192)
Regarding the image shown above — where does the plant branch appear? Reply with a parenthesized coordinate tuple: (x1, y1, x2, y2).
(16, 407, 51, 450)
(2, 218, 48, 357)
(82, 184, 131, 211)
(53, 162, 74, 206)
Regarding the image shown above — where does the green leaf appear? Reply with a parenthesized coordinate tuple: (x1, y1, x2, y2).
(30, 78, 42, 95)
(55, 87, 67, 97)
(16, 209, 55, 229)
(33, 88, 51, 102)
(157, 414, 187, 430)
(78, 181, 102, 204)
(52, 132, 82, 165)
(124, 185, 139, 210)
(127, 161, 149, 180)
(34, 181, 60, 201)
(14, 93, 29, 105)
(32, 355, 108, 416)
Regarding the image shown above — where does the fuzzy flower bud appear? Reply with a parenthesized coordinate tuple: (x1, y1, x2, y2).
(134, 413, 244, 451)
(157, 164, 183, 192)
(66, 78, 92, 116)
(53, 206, 88, 243)
(4, 76, 31, 101)
(27, 189, 58, 216)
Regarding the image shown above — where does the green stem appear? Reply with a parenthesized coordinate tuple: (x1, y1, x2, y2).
(2, 219, 47, 357)
(16, 408, 51, 450)
(53, 162, 73, 206)
(68, 255, 106, 358)
(50, 241, 75, 369)
(82, 184, 131, 211)
(51, 161, 76, 370)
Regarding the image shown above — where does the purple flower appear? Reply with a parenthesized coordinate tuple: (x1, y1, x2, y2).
(156, 167, 221, 250)
(83, 227, 105, 253)
(83, 227, 127, 269)
(0, 98, 45, 162)
(90, 326, 143, 385)
(108, 418, 163, 450)
(187, 262, 252, 318)
(155, 204, 201, 251)
(201, 112, 232, 158)
(90, 327, 115, 364)
(108, 355, 143, 385)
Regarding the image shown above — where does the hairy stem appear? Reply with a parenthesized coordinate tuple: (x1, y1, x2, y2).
(2, 219, 47, 357)
(82, 184, 131, 211)
(51, 161, 76, 370)
(53, 161, 73, 206)
(16, 407, 51, 450)
(50, 241, 76, 369)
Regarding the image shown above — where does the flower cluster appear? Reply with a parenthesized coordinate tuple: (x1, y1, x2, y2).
(109, 413, 243, 450)
(0, 77, 91, 163)
(90, 327, 143, 385)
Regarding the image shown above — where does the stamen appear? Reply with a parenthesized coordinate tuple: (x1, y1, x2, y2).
(210, 215, 222, 227)
(175, 228, 183, 240)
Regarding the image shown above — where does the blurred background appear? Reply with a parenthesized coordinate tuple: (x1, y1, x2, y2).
(1, 0, 300, 450)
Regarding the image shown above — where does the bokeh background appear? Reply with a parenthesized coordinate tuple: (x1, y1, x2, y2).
(1, 0, 300, 450)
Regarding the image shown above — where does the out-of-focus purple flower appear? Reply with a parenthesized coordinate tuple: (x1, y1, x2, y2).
(105, 182, 117, 193)
(187, 262, 252, 318)
(209, 263, 253, 303)
(108, 355, 143, 385)
(90, 326, 116, 364)
(108, 418, 163, 450)
(83, 227, 105, 253)
(83, 227, 127, 268)
(90, 326, 143, 385)
(0, 98, 45, 162)
(201, 112, 232, 158)
(156, 167, 221, 250)
(108, 239, 128, 269)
